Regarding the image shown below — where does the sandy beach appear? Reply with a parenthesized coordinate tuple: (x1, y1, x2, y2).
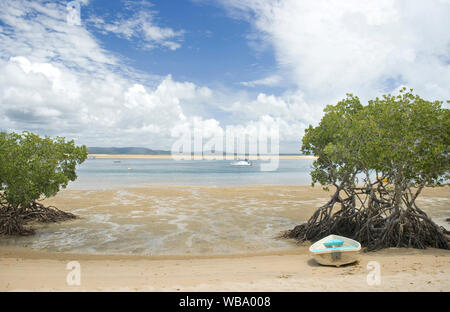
(0, 185, 449, 292)
(0, 246, 449, 291)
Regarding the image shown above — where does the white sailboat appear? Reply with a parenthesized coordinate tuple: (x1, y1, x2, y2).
(230, 159, 253, 166)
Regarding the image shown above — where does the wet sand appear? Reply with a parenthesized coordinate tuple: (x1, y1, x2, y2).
(0, 185, 335, 255)
(0, 185, 449, 291)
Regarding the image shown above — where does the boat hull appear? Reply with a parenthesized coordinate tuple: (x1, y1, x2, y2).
(309, 234, 361, 267)
(312, 250, 360, 267)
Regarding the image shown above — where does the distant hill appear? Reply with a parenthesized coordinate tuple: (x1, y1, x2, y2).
(87, 147, 170, 155)
(87, 147, 305, 156)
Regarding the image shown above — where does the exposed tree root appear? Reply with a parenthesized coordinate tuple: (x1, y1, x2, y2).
(283, 182, 449, 251)
(0, 201, 77, 236)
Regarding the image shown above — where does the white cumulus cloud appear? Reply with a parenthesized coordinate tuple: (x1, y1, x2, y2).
(219, 0, 450, 104)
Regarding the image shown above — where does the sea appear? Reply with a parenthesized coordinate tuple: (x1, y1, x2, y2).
(68, 158, 315, 189)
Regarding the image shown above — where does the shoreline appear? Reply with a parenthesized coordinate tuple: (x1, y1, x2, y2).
(0, 244, 306, 261)
(88, 154, 317, 160)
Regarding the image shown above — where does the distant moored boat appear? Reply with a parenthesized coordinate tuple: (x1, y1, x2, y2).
(230, 159, 253, 166)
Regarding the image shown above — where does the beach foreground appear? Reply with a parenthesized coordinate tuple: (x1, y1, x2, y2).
(0, 246, 449, 291)
(0, 185, 448, 291)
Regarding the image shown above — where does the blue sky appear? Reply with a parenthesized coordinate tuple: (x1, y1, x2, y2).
(0, 0, 449, 153)
(84, 0, 282, 92)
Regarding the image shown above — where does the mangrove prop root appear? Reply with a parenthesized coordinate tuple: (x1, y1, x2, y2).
(0, 201, 77, 236)
(283, 182, 449, 251)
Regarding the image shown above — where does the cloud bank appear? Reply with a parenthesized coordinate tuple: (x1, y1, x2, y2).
(222, 0, 450, 104)
(0, 0, 448, 153)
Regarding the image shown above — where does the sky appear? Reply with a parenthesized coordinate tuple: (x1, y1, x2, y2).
(0, 0, 449, 153)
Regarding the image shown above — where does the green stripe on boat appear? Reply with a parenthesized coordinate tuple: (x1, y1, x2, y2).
(313, 246, 359, 252)
(323, 239, 344, 247)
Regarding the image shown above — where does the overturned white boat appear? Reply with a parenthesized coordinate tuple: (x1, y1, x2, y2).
(309, 234, 361, 267)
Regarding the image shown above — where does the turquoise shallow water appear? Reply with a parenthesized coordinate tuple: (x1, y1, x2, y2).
(68, 158, 315, 189)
